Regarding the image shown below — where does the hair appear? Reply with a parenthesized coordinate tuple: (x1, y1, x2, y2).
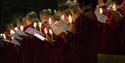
(77, 0, 97, 10)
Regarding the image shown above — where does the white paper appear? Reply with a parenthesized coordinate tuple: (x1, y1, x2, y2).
(25, 27, 43, 36)
(50, 22, 64, 35)
(95, 11, 108, 23)
(3, 39, 20, 46)
(58, 20, 72, 32)
(34, 33, 47, 41)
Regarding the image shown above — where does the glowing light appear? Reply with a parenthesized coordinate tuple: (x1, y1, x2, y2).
(68, 15, 72, 24)
(20, 25, 24, 31)
(99, 8, 103, 14)
(10, 29, 15, 35)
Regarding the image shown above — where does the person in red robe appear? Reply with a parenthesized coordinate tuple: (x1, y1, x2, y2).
(73, 0, 98, 63)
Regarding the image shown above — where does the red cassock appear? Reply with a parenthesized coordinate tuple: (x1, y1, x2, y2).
(73, 10, 97, 63)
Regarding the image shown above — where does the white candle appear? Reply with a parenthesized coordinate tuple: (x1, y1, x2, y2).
(113, 4, 116, 11)
(3, 34, 6, 39)
(44, 27, 48, 38)
(99, 8, 103, 14)
(11, 36, 14, 40)
(68, 15, 72, 24)
(14, 27, 18, 31)
(48, 18, 52, 24)
(10, 29, 15, 35)
(61, 15, 65, 20)
(0, 33, 3, 37)
(20, 25, 24, 31)
(49, 29, 53, 40)
(33, 22, 37, 29)
(38, 22, 42, 32)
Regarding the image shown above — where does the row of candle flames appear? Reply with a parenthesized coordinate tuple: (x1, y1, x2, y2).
(0, 2, 117, 43)
(0, 14, 73, 42)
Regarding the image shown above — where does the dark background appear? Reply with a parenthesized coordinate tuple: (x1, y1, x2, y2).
(0, 0, 68, 32)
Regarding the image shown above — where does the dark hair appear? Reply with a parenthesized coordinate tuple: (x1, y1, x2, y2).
(77, 0, 97, 9)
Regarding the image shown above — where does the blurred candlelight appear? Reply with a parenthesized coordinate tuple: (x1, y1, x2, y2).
(61, 15, 65, 20)
(0, 33, 3, 37)
(99, 8, 103, 14)
(10, 29, 15, 35)
(44, 27, 48, 34)
(113, 4, 116, 11)
(33, 22, 37, 29)
(49, 29, 53, 40)
(48, 18, 52, 24)
(3, 34, 6, 39)
(68, 15, 72, 24)
(38, 22, 42, 32)
(20, 25, 24, 31)
(14, 27, 18, 31)
(49, 29, 53, 35)
(11, 36, 14, 40)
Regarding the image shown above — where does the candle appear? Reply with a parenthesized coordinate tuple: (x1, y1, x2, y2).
(0, 33, 2, 37)
(61, 15, 65, 20)
(49, 29, 53, 40)
(99, 8, 103, 14)
(11, 36, 14, 40)
(10, 29, 15, 35)
(44, 27, 48, 35)
(48, 18, 52, 24)
(44, 27, 48, 39)
(68, 15, 72, 24)
(14, 27, 18, 31)
(3, 33, 6, 39)
(113, 4, 116, 11)
(33, 22, 37, 29)
(20, 25, 24, 31)
(38, 22, 42, 32)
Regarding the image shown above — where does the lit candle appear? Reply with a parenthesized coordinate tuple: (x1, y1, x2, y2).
(99, 8, 103, 14)
(0, 33, 2, 37)
(14, 27, 18, 31)
(48, 18, 52, 24)
(11, 36, 14, 40)
(68, 15, 72, 24)
(49, 29, 53, 40)
(61, 15, 65, 20)
(3, 33, 6, 39)
(33, 22, 37, 29)
(20, 25, 24, 31)
(38, 22, 42, 32)
(113, 4, 116, 11)
(44, 27, 48, 38)
(10, 29, 15, 35)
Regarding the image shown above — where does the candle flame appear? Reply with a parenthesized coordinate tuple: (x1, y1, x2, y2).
(49, 29, 53, 35)
(3, 34, 6, 39)
(38, 22, 42, 28)
(48, 18, 52, 24)
(113, 4, 116, 11)
(44, 28, 48, 34)
(20, 25, 24, 31)
(10, 29, 15, 35)
(61, 15, 64, 20)
(99, 8, 103, 14)
(14, 27, 18, 31)
(68, 15, 72, 24)
(33, 22, 37, 28)
(0, 33, 3, 37)
(11, 37, 14, 40)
